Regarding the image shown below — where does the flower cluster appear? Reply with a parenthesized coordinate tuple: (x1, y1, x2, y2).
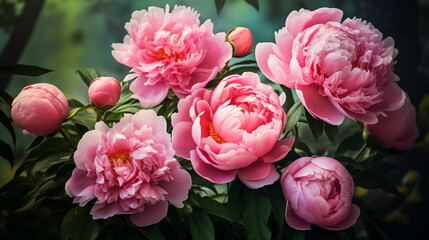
(6, 4, 420, 238)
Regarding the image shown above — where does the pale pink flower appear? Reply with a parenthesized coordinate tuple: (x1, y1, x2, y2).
(88, 77, 121, 108)
(112, 5, 232, 107)
(11, 83, 68, 136)
(65, 110, 191, 227)
(171, 72, 294, 189)
(256, 8, 405, 125)
(281, 157, 360, 230)
(365, 95, 418, 151)
(227, 27, 253, 57)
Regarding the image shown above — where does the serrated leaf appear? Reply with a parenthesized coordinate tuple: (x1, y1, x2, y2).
(0, 108, 15, 145)
(265, 182, 285, 230)
(0, 89, 13, 107)
(228, 180, 246, 220)
(242, 189, 271, 240)
(214, 0, 226, 15)
(0, 64, 53, 77)
(284, 102, 304, 134)
(305, 109, 324, 144)
(190, 208, 215, 240)
(335, 132, 363, 156)
(0, 139, 14, 166)
(244, 0, 259, 11)
(324, 123, 339, 148)
(76, 68, 100, 87)
(61, 205, 101, 240)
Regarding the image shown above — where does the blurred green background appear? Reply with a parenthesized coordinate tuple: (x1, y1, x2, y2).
(1, 0, 428, 239)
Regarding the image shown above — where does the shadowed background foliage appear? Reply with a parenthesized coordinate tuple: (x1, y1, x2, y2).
(0, 0, 428, 239)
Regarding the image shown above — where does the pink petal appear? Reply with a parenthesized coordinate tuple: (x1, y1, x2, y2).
(238, 162, 279, 189)
(91, 201, 126, 219)
(255, 43, 277, 81)
(296, 83, 345, 125)
(172, 121, 195, 159)
(65, 169, 96, 206)
(262, 137, 295, 163)
(285, 201, 311, 230)
(159, 168, 192, 208)
(129, 201, 169, 227)
(322, 204, 360, 230)
(369, 81, 406, 113)
(286, 8, 343, 37)
(129, 76, 169, 107)
(190, 150, 237, 184)
(73, 130, 102, 171)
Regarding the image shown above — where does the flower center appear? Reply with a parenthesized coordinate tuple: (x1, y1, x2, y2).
(155, 49, 168, 59)
(108, 151, 131, 167)
(209, 122, 225, 144)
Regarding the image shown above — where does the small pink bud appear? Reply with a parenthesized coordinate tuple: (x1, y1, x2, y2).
(88, 77, 121, 108)
(227, 27, 253, 57)
(11, 83, 69, 136)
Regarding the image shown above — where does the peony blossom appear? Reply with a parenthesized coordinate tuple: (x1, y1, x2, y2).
(11, 83, 68, 136)
(256, 7, 405, 125)
(365, 95, 418, 151)
(65, 110, 191, 227)
(88, 77, 121, 108)
(227, 27, 253, 57)
(112, 5, 232, 107)
(171, 72, 294, 189)
(281, 157, 360, 230)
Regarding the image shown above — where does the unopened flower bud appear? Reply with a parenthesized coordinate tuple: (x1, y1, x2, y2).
(227, 27, 253, 57)
(88, 77, 121, 108)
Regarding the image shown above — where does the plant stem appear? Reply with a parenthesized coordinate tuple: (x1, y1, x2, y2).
(353, 142, 368, 161)
(59, 127, 76, 150)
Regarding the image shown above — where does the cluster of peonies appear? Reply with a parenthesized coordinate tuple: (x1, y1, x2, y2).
(10, 5, 419, 232)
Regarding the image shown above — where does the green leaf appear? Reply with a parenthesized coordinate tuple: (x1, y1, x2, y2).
(353, 171, 400, 195)
(293, 141, 313, 156)
(0, 89, 13, 107)
(284, 102, 304, 134)
(61, 205, 101, 240)
(324, 123, 339, 148)
(285, 225, 305, 240)
(27, 136, 46, 150)
(214, 0, 226, 15)
(0, 108, 16, 145)
(195, 196, 230, 221)
(28, 151, 72, 176)
(192, 173, 218, 194)
(227, 180, 246, 221)
(76, 68, 101, 87)
(139, 225, 166, 240)
(305, 109, 324, 144)
(265, 182, 285, 230)
(0, 177, 34, 210)
(335, 132, 364, 156)
(242, 189, 271, 240)
(0, 139, 14, 166)
(229, 60, 257, 67)
(70, 110, 96, 130)
(190, 208, 215, 240)
(66, 104, 93, 121)
(0, 64, 52, 77)
(244, 0, 259, 11)
(224, 66, 260, 77)
(336, 156, 362, 172)
(26, 137, 71, 160)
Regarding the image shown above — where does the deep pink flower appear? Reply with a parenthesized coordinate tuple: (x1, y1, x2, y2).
(281, 157, 360, 230)
(256, 8, 405, 125)
(65, 110, 191, 227)
(365, 95, 418, 151)
(11, 83, 68, 136)
(112, 5, 232, 107)
(227, 27, 253, 57)
(171, 72, 294, 189)
(88, 77, 121, 108)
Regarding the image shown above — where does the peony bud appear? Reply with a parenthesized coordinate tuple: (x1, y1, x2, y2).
(227, 27, 253, 57)
(11, 83, 69, 136)
(88, 77, 121, 108)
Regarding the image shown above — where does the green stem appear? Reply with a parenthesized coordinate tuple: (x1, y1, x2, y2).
(353, 142, 368, 161)
(59, 127, 76, 150)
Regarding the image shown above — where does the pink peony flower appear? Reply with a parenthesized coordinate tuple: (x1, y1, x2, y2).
(227, 27, 253, 57)
(88, 77, 121, 108)
(256, 8, 405, 125)
(281, 157, 360, 230)
(65, 110, 192, 227)
(171, 72, 294, 189)
(365, 95, 418, 151)
(11, 83, 68, 136)
(112, 5, 232, 107)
